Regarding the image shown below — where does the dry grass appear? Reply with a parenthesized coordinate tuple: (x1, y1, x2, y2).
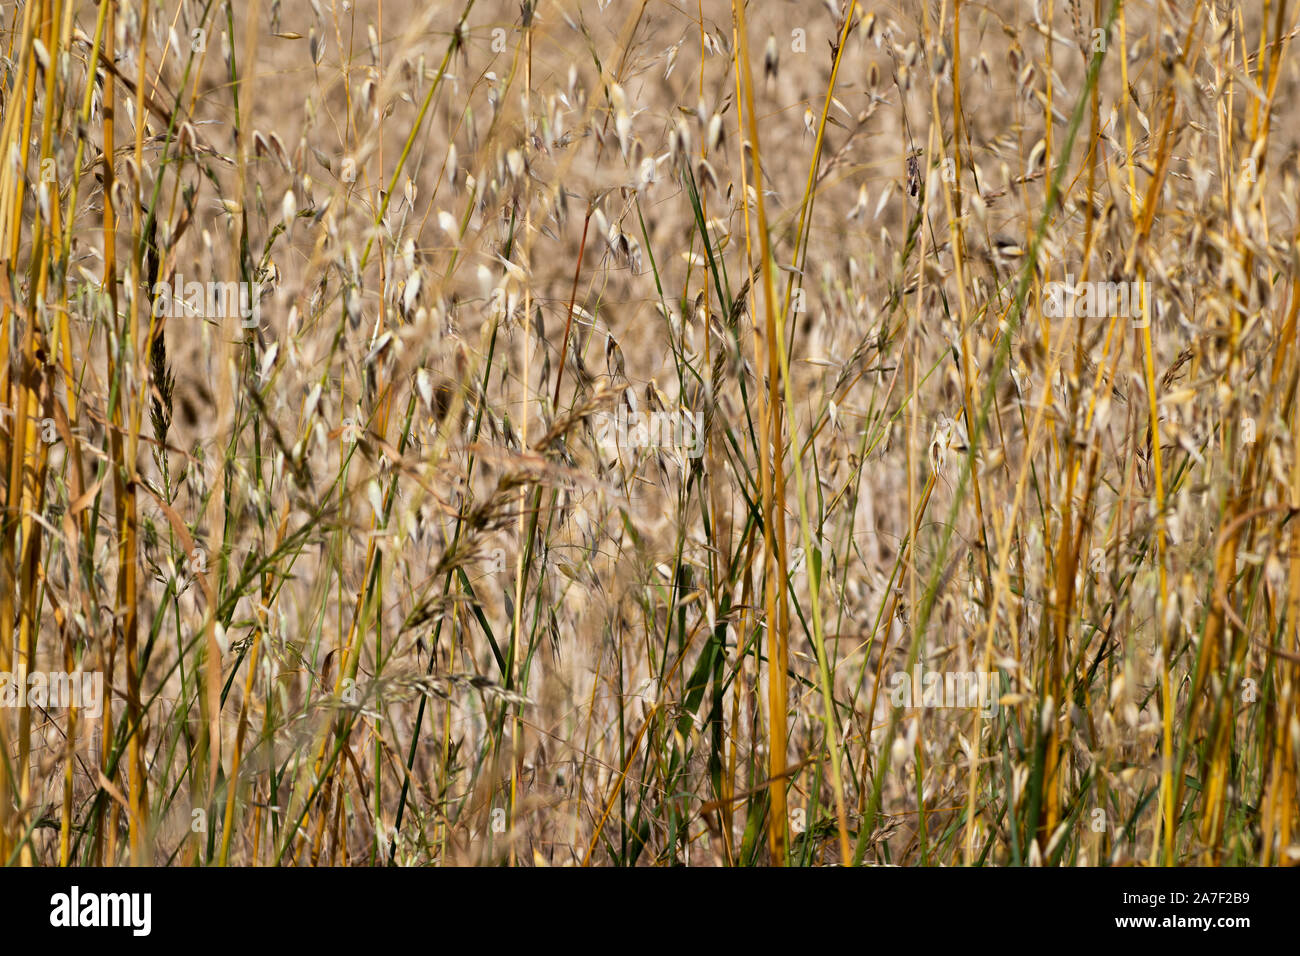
(0, 0, 1298, 866)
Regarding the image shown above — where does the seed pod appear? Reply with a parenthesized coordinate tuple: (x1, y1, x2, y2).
(707, 113, 724, 154)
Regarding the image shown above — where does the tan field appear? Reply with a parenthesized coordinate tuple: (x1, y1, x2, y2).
(0, 0, 1297, 866)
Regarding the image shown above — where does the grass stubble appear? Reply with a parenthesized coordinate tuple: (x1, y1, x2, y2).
(0, 0, 1296, 866)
